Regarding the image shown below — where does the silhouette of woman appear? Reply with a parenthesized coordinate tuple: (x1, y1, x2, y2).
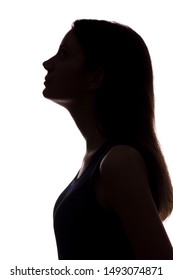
(43, 19, 173, 260)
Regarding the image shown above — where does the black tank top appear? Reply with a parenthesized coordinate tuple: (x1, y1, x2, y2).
(53, 140, 135, 260)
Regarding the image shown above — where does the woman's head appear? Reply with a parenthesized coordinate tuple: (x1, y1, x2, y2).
(42, 29, 98, 106)
(71, 19, 154, 144)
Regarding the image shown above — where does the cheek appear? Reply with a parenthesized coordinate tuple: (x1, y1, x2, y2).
(53, 64, 86, 93)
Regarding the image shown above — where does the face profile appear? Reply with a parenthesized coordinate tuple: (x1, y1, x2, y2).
(43, 30, 93, 108)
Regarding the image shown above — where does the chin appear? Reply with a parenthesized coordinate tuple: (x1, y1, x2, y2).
(43, 87, 54, 99)
(42, 88, 74, 108)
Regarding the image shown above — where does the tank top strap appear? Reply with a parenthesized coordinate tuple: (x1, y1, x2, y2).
(88, 139, 118, 179)
(73, 139, 119, 185)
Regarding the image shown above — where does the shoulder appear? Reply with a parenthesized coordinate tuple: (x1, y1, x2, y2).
(100, 145, 149, 184)
(101, 144, 146, 167)
(98, 145, 173, 259)
(98, 144, 151, 212)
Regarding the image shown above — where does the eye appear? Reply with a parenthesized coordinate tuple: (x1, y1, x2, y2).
(57, 48, 66, 58)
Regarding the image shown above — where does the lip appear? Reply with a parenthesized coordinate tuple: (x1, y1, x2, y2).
(44, 80, 51, 85)
(45, 75, 52, 83)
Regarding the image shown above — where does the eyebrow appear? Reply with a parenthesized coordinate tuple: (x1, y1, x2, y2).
(60, 43, 69, 50)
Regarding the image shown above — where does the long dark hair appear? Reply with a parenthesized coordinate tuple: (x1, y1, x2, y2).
(71, 19, 173, 221)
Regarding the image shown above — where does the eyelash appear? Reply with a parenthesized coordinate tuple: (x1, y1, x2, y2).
(58, 48, 66, 57)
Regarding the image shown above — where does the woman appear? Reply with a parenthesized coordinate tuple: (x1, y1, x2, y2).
(42, 19, 173, 260)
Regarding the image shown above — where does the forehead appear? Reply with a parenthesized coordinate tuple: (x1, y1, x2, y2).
(60, 29, 84, 56)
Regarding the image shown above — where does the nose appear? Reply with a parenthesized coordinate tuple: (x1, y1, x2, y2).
(42, 57, 55, 71)
(43, 59, 51, 71)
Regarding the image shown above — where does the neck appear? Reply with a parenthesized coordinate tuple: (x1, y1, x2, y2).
(64, 98, 108, 157)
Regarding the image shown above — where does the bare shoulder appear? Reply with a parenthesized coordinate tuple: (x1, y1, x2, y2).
(99, 144, 153, 212)
(100, 144, 149, 185)
(100, 144, 147, 169)
(96, 144, 151, 210)
(97, 144, 173, 259)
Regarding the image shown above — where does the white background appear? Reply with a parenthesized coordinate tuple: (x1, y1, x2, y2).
(0, 0, 173, 273)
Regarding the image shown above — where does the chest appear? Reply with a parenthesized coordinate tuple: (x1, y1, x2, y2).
(77, 162, 110, 210)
